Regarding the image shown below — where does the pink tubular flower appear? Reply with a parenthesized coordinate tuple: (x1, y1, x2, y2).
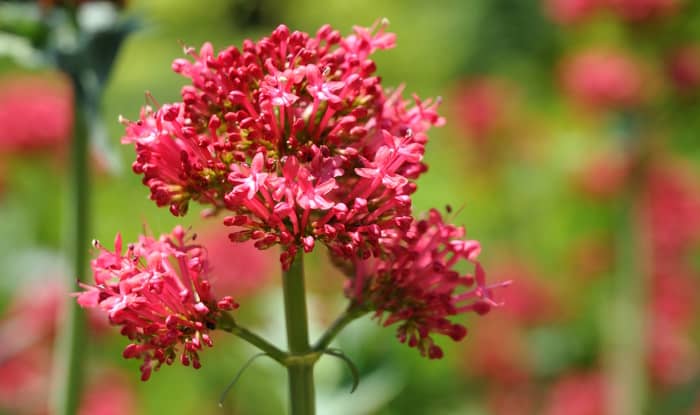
(0, 74, 73, 154)
(344, 209, 509, 359)
(560, 49, 645, 111)
(76, 226, 237, 380)
(121, 21, 444, 269)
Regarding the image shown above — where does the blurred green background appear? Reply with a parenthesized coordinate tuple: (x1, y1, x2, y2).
(1, 0, 700, 414)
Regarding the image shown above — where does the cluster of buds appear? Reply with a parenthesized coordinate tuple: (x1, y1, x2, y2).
(122, 21, 443, 269)
(344, 209, 509, 358)
(76, 226, 237, 380)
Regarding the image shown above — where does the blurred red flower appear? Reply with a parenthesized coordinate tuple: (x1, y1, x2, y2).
(543, 372, 609, 415)
(667, 45, 700, 92)
(545, 0, 603, 24)
(560, 50, 646, 111)
(0, 74, 73, 154)
(452, 78, 513, 142)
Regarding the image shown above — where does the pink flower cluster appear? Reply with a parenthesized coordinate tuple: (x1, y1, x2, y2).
(560, 49, 645, 111)
(121, 21, 444, 269)
(0, 74, 73, 154)
(545, 0, 680, 24)
(345, 209, 508, 358)
(76, 226, 237, 380)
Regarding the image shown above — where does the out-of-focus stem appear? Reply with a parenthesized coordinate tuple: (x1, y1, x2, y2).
(282, 252, 315, 415)
(50, 99, 89, 415)
(605, 115, 649, 415)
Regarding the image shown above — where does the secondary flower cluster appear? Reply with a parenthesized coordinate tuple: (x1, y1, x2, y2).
(76, 226, 237, 380)
(122, 21, 443, 269)
(344, 209, 509, 358)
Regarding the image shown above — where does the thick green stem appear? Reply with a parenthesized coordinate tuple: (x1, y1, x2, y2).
(282, 252, 315, 415)
(51, 100, 89, 415)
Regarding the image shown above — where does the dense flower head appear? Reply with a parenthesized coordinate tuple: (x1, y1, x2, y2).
(343, 209, 509, 359)
(121, 21, 444, 269)
(560, 49, 645, 111)
(76, 226, 237, 380)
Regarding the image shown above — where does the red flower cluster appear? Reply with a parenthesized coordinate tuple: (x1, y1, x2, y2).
(344, 209, 508, 358)
(560, 49, 645, 111)
(121, 21, 444, 269)
(76, 226, 237, 380)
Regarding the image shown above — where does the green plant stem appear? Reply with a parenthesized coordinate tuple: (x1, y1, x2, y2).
(282, 252, 315, 415)
(313, 304, 368, 352)
(606, 115, 649, 415)
(607, 181, 648, 415)
(217, 312, 288, 364)
(51, 100, 89, 415)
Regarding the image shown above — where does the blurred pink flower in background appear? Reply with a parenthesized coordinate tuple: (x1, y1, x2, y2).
(543, 372, 609, 415)
(0, 280, 132, 414)
(667, 45, 700, 93)
(607, 0, 680, 22)
(462, 260, 557, 383)
(197, 226, 276, 299)
(560, 50, 646, 111)
(545, 0, 602, 24)
(78, 371, 137, 415)
(0, 74, 73, 154)
(641, 164, 700, 386)
(452, 78, 513, 143)
(574, 153, 630, 199)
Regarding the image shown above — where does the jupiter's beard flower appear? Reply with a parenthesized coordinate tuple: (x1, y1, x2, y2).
(76, 226, 237, 380)
(342, 209, 509, 358)
(119, 22, 503, 361)
(122, 21, 443, 269)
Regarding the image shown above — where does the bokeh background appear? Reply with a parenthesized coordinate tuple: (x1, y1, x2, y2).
(1, 0, 700, 414)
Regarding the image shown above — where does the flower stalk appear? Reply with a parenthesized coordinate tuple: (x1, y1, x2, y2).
(282, 252, 315, 415)
(51, 96, 89, 415)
